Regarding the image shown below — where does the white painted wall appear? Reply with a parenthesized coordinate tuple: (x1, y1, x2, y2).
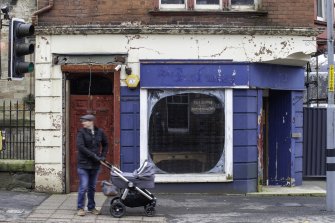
(35, 33, 315, 192)
(49, 34, 315, 86)
(35, 35, 64, 192)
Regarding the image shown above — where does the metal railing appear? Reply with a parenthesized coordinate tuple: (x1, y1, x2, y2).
(0, 100, 35, 160)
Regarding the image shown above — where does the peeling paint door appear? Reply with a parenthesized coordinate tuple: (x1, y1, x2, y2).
(69, 95, 114, 192)
(268, 90, 292, 185)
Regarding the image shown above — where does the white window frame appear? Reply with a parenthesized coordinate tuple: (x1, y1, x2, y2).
(140, 88, 233, 183)
(194, 0, 221, 10)
(316, 0, 326, 21)
(160, 0, 187, 9)
(230, 0, 258, 11)
(159, 0, 260, 11)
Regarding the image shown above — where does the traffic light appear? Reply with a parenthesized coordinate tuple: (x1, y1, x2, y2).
(8, 18, 35, 80)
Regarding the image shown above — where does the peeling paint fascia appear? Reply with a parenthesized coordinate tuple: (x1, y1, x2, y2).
(36, 25, 321, 37)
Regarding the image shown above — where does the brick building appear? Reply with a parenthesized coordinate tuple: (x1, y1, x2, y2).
(33, 0, 320, 193)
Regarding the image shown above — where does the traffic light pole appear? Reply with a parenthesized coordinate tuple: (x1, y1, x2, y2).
(326, 0, 335, 212)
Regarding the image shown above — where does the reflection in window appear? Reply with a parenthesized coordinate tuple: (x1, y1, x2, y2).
(317, 0, 325, 20)
(167, 94, 189, 132)
(149, 93, 225, 174)
(231, 0, 254, 5)
(196, 0, 220, 4)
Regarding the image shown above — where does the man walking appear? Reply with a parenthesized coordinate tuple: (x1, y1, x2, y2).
(76, 114, 108, 216)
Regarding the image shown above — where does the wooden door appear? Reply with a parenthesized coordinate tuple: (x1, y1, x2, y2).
(69, 95, 114, 192)
(268, 90, 292, 185)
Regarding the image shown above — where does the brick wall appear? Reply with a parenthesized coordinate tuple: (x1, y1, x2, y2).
(0, 0, 36, 101)
(36, 0, 315, 28)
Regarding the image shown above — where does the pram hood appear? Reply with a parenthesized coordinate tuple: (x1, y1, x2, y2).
(132, 160, 155, 179)
(111, 160, 155, 189)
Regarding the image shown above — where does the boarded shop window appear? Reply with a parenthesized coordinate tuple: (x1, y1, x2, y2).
(148, 90, 225, 174)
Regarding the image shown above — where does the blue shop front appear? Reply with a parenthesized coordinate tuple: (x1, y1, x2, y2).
(119, 61, 304, 193)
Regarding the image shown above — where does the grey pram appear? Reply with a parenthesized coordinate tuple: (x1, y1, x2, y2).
(101, 160, 157, 218)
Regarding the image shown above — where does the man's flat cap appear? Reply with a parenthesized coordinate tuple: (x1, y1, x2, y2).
(80, 114, 95, 121)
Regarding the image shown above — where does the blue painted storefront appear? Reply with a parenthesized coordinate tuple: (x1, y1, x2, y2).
(120, 61, 304, 193)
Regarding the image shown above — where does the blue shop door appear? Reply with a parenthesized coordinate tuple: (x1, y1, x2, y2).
(268, 90, 292, 185)
(120, 90, 140, 172)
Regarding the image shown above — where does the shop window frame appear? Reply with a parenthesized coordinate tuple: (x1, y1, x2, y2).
(140, 88, 233, 183)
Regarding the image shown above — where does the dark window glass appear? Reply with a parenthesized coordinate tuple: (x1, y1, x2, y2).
(196, 0, 220, 4)
(167, 94, 189, 129)
(161, 0, 185, 4)
(149, 93, 225, 173)
(70, 76, 113, 95)
(231, 0, 254, 5)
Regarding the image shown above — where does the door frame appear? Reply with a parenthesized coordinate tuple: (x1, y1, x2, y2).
(62, 64, 120, 193)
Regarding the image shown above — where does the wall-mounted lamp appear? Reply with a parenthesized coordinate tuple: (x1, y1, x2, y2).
(125, 66, 132, 75)
(1, 5, 10, 20)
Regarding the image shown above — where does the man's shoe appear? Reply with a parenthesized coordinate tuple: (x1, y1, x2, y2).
(77, 209, 85, 216)
(88, 208, 100, 215)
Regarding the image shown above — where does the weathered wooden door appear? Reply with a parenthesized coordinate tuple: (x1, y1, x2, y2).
(69, 95, 114, 192)
(268, 90, 292, 185)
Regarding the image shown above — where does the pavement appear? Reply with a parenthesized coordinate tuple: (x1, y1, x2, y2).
(0, 180, 333, 223)
(248, 180, 326, 196)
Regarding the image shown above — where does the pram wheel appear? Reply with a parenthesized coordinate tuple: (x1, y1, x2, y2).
(144, 204, 156, 217)
(110, 199, 126, 218)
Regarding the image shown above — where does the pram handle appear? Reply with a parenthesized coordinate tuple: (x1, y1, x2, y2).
(100, 160, 123, 173)
(100, 160, 112, 169)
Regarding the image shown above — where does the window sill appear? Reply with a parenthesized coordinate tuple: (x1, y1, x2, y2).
(149, 10, 268, 17)
(155, 173, 233, 183)
(314, 20, 326, 26)
(315, 19, 335, 28)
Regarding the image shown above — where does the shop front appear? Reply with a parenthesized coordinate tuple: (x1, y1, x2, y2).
(34, 33, 308, 193)
(120, 61, 304, 193)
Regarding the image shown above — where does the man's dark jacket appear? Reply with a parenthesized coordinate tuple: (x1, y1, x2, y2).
(76, 127, 108, 169)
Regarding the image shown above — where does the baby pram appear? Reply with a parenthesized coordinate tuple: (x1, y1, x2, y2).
(101, 160, 157, 218)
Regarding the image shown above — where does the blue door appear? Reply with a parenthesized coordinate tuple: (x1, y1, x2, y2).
(268, 90, 292, 185)
(120, 88, 140, 172)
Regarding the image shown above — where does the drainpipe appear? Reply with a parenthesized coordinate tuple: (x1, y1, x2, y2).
(32, 0, 54, 26)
